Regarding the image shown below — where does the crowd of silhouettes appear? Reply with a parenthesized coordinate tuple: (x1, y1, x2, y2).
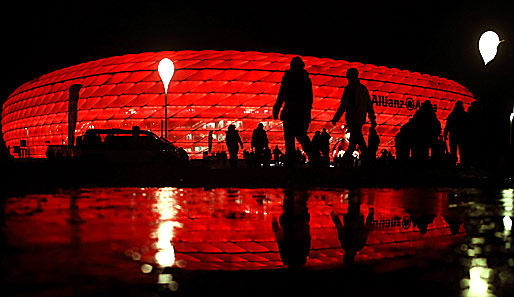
(270, 188, 467, 270)
(395, 100, 441, 163)
(394, 99, 486, 167)
(312, 128, 332, 166)
(200, 57, 491, 170)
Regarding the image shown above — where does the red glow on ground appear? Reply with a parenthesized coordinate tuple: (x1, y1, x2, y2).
(4, 188, 465, 272)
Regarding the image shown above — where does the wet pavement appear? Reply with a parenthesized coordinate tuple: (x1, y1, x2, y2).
(2, 187, 514, 296)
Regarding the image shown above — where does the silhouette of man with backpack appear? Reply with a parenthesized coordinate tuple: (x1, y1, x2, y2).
(331, 68, 377, 164)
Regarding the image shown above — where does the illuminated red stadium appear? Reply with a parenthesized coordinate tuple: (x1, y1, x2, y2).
(1, 50, 475, 158)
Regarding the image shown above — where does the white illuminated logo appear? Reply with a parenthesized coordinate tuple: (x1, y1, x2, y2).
(158, 58, 175, 93)
(479, 31, 502, 65)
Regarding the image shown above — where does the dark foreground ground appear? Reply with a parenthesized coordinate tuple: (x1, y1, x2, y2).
(68, 257, 463, 297)
(1, 159, 513, 297)
(1, 158, 512, 196)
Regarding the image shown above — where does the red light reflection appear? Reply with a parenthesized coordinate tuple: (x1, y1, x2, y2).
(4, 188, 465, 276)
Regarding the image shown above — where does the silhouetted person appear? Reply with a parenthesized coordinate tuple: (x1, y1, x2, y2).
(273, 145, 283, 166)
(331, 68, 377, 164)
(225, 124, 243, 168)
(272, 189, 311, 269)
(320, 128, 331, 164)
(406, 203, 435, 235)
(251, 123, 269, 166)
(395, 119, 415, 161)
(402, 189, 438, 235)
(443, 198, 467, 235)
(331, 192, 374, 265)
(273, 57, 318, 167)
(444, 101, 468, 165)
(312, 131, 322, 157)
(411, 100, 441, 161)
(368, 126, 380, 161)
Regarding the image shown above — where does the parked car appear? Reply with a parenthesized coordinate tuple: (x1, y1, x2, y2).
(47, 126, 189, 164)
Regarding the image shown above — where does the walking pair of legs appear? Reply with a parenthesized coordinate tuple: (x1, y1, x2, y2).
(343, 124, 368, 163)
(283, 121, 318, 166)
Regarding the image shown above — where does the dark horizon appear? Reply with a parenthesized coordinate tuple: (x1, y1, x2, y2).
(2, 1, 513, 102)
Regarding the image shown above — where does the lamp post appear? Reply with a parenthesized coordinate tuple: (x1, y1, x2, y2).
(478, 30, 514, 159)
(158, 58, 175, 139)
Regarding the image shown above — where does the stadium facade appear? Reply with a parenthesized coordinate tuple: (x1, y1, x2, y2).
(1, 50, 475, 159)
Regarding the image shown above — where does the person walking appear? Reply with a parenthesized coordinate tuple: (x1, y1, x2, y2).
(225, 124, 243, 168)
(251, 123, 269, 165)
(444, 101, 468, 165)
(273, 57, 318, 167)
(331, 68, 377, 164)
(320, 128, 331, 163)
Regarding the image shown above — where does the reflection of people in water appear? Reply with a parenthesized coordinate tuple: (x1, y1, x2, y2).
(331, 193, 374, 264)
(444, 212, 464, 235)
(272, 189, 311, 269)
(443, 194, 467, 235)
(403, 191, 437, 235)
(410, 214, 434, 234)
(406, 207, 435, 235)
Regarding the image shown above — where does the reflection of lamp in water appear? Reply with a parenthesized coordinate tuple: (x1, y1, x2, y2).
(504, 216, 512, 231)
(468, 263, 492, 297)
(479, 31, 503, 65)
(158, 58, 175, 139)
(153, 188, 181, 292)
(155, 221, 176, 266)
(501, 189, 513, 235)
(154, 187, 182, 268)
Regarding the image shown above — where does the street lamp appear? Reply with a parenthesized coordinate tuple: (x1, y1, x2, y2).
(478, 30, 513, 160)
(479, 30, 503, 65)
(158, 58, 175, 139)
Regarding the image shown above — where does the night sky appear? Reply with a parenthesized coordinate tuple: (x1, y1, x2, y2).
(2, 1, 513, 102)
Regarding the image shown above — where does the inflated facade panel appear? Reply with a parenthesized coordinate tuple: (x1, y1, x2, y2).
(2, 50, 475, 158)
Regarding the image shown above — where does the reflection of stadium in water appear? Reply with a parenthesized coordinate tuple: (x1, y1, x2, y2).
(5, 187, 465, 271)
(5, 187, 514, 296)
